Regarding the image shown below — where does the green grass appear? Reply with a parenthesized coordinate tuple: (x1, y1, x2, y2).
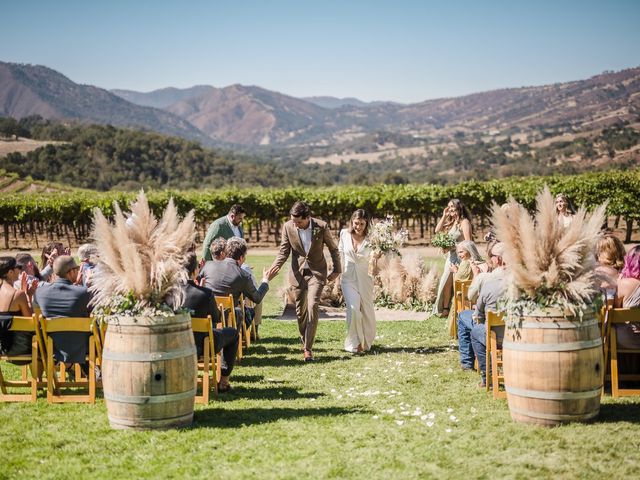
(1, 254, 639, 479)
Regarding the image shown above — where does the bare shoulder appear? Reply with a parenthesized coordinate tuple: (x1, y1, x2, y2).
(618, 277, 640, 296)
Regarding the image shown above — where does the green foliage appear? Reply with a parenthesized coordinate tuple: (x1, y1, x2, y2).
(1, 170, 638, 233)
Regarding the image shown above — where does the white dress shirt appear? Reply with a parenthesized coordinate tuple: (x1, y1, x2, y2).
(298, 221, 313, 269)
(227, 215, 242, 238)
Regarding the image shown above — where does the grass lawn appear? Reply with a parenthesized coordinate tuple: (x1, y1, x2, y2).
(1, 254, 639, 479)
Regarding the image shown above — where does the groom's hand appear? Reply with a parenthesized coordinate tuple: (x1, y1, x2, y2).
(266, 265, 280, 281)
(327, 272, 339, 282)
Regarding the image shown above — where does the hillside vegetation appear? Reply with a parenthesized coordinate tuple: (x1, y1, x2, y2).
(1, 117, 639, 190)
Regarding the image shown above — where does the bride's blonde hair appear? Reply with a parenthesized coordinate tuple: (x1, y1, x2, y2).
(348, 209, 370, 237)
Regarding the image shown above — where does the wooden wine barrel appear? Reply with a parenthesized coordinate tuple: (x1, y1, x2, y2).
(102, 313, 197, 430)
(503, 308, 603, 427)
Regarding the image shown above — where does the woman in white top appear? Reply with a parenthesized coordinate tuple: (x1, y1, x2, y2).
(555, 193, 575, 228)
(339, 209, 376, 353)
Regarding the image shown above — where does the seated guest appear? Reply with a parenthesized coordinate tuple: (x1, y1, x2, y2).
(0, 257, 33, 359)
(595, 234, 625, 293)
(1, 257, 32, 317)
(39, 242, 67, 282)
(613, 245, 640, 350)
(210, 238, 227, 261)
(181, 252, 239, 393)
(456, 243, 507, 386)
(448, 240, 485, 337)
(33, 256, 91, 366)
(75, 243, 99, 287)
(201, 237, 272, 328)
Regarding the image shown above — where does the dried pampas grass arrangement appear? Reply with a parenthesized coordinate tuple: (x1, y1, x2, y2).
(90, 190, 196, 318)
(375, 253, 439, 309)
(492, 186, 606, 317)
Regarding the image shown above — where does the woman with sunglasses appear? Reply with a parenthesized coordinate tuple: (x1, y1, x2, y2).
(0, 257, 32, 317)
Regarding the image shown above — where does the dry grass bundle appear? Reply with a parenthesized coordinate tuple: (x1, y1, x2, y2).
(492, 186, 606, 315)
(375, 253, 438, 308)
(90, 190, 196, 316)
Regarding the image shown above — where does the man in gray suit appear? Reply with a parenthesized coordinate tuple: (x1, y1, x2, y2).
(201, 238, 274, 329)
(34, 255, 91, 364)
(202, 205, 245, 261)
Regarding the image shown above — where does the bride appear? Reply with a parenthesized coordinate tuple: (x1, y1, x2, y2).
(339, 209, 377, 353)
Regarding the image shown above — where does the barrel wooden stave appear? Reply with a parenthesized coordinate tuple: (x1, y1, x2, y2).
(102, 314, 197, 430)
(503, 311, 603, 427)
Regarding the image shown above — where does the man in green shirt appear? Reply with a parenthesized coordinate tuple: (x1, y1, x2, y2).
(202, 205, 246, 261)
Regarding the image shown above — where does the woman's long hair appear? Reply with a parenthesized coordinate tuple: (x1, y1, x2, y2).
(457, 240, 483, 262)
(348, 209, 370, 237)
(443, 199, 472, 231)
(555, 193, 576, 215)
(621, 245, 640, 280)
(595, 234, 625, 271)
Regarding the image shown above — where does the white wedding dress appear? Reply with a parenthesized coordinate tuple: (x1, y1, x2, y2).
(339, 229, 376, 352)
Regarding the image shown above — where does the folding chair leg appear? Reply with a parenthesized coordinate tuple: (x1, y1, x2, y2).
(611, 328, 619, 398)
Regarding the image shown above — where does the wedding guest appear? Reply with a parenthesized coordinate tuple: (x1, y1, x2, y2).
(76, 243, 98, 287)
(555, 193, 575, 228)
(39, 241, 67, 282)
(594, 234, 625, 292)
(180, 252, 239, 393)
(201, 237, 272, 331)
(613, 245, 640, 349)
(433, 199, 473, 317)
(14, 253, 40, 307)
(456, 243, 506, 382)
(339, 209, 376, 353)
(34, 256, 91, 365)
(202, 205, 245, 261)
(0, 257, 32, 317)
(0, 257, 33, 359)
(447, 240, 485, 337)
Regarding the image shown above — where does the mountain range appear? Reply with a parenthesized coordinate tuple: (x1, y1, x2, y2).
(1, 60, 639, 148)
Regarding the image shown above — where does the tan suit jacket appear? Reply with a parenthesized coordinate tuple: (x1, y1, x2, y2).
(272, 218, 341, 286)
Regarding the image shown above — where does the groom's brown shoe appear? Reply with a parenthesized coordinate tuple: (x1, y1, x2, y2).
(303, 350, 314, 362)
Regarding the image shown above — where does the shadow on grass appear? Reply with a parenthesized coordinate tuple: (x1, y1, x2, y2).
(370, 345, 450, 355)
(194, 405, 370, 429)
(242, 354, 347, 367)
(597, 402, 640, 423)
(226, 384, 327, 401)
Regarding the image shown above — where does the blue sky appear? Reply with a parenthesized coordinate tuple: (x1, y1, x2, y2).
(1, 0, 639, 103)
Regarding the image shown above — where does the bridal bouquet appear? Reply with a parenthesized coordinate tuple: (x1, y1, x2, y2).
(368, 217, 408, 258)
(431, 232, 457, 250)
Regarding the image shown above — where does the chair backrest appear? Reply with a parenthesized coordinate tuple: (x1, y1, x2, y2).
(0, 314, 44, 402)
(191, 315, 214, 356)
(486, 310, 505, 328)
(214, 295, 236, 329)
(41, 317, 93, 336)
(454, 279, 473, 313)
(606, 308, 640, 398)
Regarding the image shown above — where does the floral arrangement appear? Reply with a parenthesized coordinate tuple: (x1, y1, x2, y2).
(492, 187, 606, 320)
(89, 190, 196, 322)
(431, 232, 457, 250)
(368, 216, 408, 258)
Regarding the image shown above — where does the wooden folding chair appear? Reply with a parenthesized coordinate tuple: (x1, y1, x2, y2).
(215, 295, 243, 361)
(191, 315, 219, 403)
(452, 279, 472, 339)
(40, 316, 96, 404)
(607, 308, 640, 397)
(486, 310, 506, 399)
(0, 314, 47, 402)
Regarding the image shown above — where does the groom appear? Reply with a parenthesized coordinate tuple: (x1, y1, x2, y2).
(267, 201, 341, 361)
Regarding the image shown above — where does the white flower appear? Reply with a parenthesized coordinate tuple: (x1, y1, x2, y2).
(395, 420, 404, 426)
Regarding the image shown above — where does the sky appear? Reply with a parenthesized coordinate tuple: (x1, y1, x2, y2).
(1, 0, 639, 103)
